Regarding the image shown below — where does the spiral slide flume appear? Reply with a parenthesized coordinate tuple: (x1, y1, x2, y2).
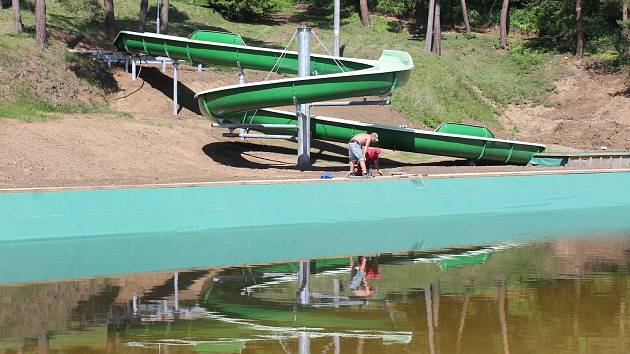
(114, 31, 545, 164)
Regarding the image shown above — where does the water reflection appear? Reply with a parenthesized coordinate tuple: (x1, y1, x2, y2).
(3, 238, 630, 353)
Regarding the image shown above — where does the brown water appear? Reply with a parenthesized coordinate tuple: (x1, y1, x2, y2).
(2, 238, 630, 353)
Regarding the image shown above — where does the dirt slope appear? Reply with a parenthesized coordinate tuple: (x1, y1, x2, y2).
(501, 62, 630, 150)
(3, 60, 629, 188)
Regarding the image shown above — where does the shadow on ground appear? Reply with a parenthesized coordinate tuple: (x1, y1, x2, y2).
(202, 139, 463, 171)
(137, 67, 201, 115)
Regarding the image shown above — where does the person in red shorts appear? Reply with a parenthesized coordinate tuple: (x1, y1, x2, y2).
(353, 147, 383, 176)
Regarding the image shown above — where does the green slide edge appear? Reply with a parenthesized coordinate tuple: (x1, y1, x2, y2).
(114, 31, 545, 164)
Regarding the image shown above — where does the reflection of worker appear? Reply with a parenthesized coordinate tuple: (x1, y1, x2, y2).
(347, 132, 379, 176)
(364, 256, 381, 280)
(349, 256, 373, 297)
(354, 148, 383, 176)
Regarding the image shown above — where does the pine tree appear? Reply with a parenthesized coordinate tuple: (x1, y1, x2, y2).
(12, 0, 23, 33)
(432, 0, 441, 55)
(499, 0, 509, 49)
(104, 0, 116, 41)
(160, 0, 169, 34)
(576, 0, 584, 58)
(460, 0, 471, 33)
(138, 0, 148, 32)
(359, 0, 370, 27)
(35, 0, 47, 49)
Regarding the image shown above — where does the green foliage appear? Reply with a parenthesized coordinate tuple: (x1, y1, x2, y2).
(56, 0, 104, 22)
(374, 0, 415, 16)
(507, 40, 548, 71)
(0, 96, 107, 122)
(467, 9, 482, 26)
(206, 0, 293, 20)
(510, 8, 539, 33)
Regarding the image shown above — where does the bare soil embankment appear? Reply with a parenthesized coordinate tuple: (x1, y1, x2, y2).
(2, 61, 628, 188)
(501, 62, 630, 151)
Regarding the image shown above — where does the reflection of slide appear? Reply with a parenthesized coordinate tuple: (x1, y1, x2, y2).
(114, 31, 545, 164)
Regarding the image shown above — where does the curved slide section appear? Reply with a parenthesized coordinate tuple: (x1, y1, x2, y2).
(114, 31, 545, 164)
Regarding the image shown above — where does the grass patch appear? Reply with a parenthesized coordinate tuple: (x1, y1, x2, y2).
(0, 96, 96, 122)
(2, 0, 565, 127)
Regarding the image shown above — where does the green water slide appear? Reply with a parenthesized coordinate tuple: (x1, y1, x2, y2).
(114, 31, 545, 164)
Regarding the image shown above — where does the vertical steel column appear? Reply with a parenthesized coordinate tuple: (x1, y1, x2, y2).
(333, 0, 341, 56)
(131, 58, 137, 81)
(298, 332, 311, 354)
(132, 293, 138, 315)
(333, 335, 340, 354)
(297, 260, 310, 305)
(238, 67, 246, 138)
(156, 0, 161, 34)
(173, 271, 179, 313)
(297, 26, 312, 169)
(238, 67, 245, 84)
(172, 61, 178, 116)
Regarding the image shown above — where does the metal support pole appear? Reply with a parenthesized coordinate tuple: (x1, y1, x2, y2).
(297, 260, 310, 305)
(162, 59, 167, 73)
(299, 332, 311, 354)
(131, 59, 137, 81)
(333, 0, 341, 56)
(132, 293, 138, 315)
(297, 26, 312, 169)
(173, 271, 179, 313)
(124, 58, 129, 73)
(238, 67, 245, 84)
(156, 0, 161, 34)
(333, 335, 340, 354)
(172, 62, 178, 116)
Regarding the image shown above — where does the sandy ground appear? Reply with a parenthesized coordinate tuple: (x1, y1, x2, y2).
(1, 61, 628, 188)
(501, 62, 630, 150)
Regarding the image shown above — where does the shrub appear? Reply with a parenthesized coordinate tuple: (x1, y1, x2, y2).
(468, 9, 481, 27)
(510, 8, 539, 33)
(206, 0, 292, 21)
(375, 0, 415, 17)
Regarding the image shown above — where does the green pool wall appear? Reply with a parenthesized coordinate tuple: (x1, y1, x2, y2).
(2, 171, 630, 285)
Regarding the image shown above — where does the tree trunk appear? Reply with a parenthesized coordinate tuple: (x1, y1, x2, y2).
(622, 0, 629, 56)
(159, 0, 169, 34)
(499, 0, 509, 49)
(104, 0, 115, 42)
(138, 0, 148, 32)
(432, 0, 441, 55)
(359, 0, 370, 27)
(461, 0, 471, 33)
(424, 0, 435, 52)
(12, 0, 23, 33)
(576, 0, 584, 59)
(35, 0, 46, 49)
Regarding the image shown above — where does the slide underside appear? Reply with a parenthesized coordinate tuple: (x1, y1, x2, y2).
(114, 31, 545, 164)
